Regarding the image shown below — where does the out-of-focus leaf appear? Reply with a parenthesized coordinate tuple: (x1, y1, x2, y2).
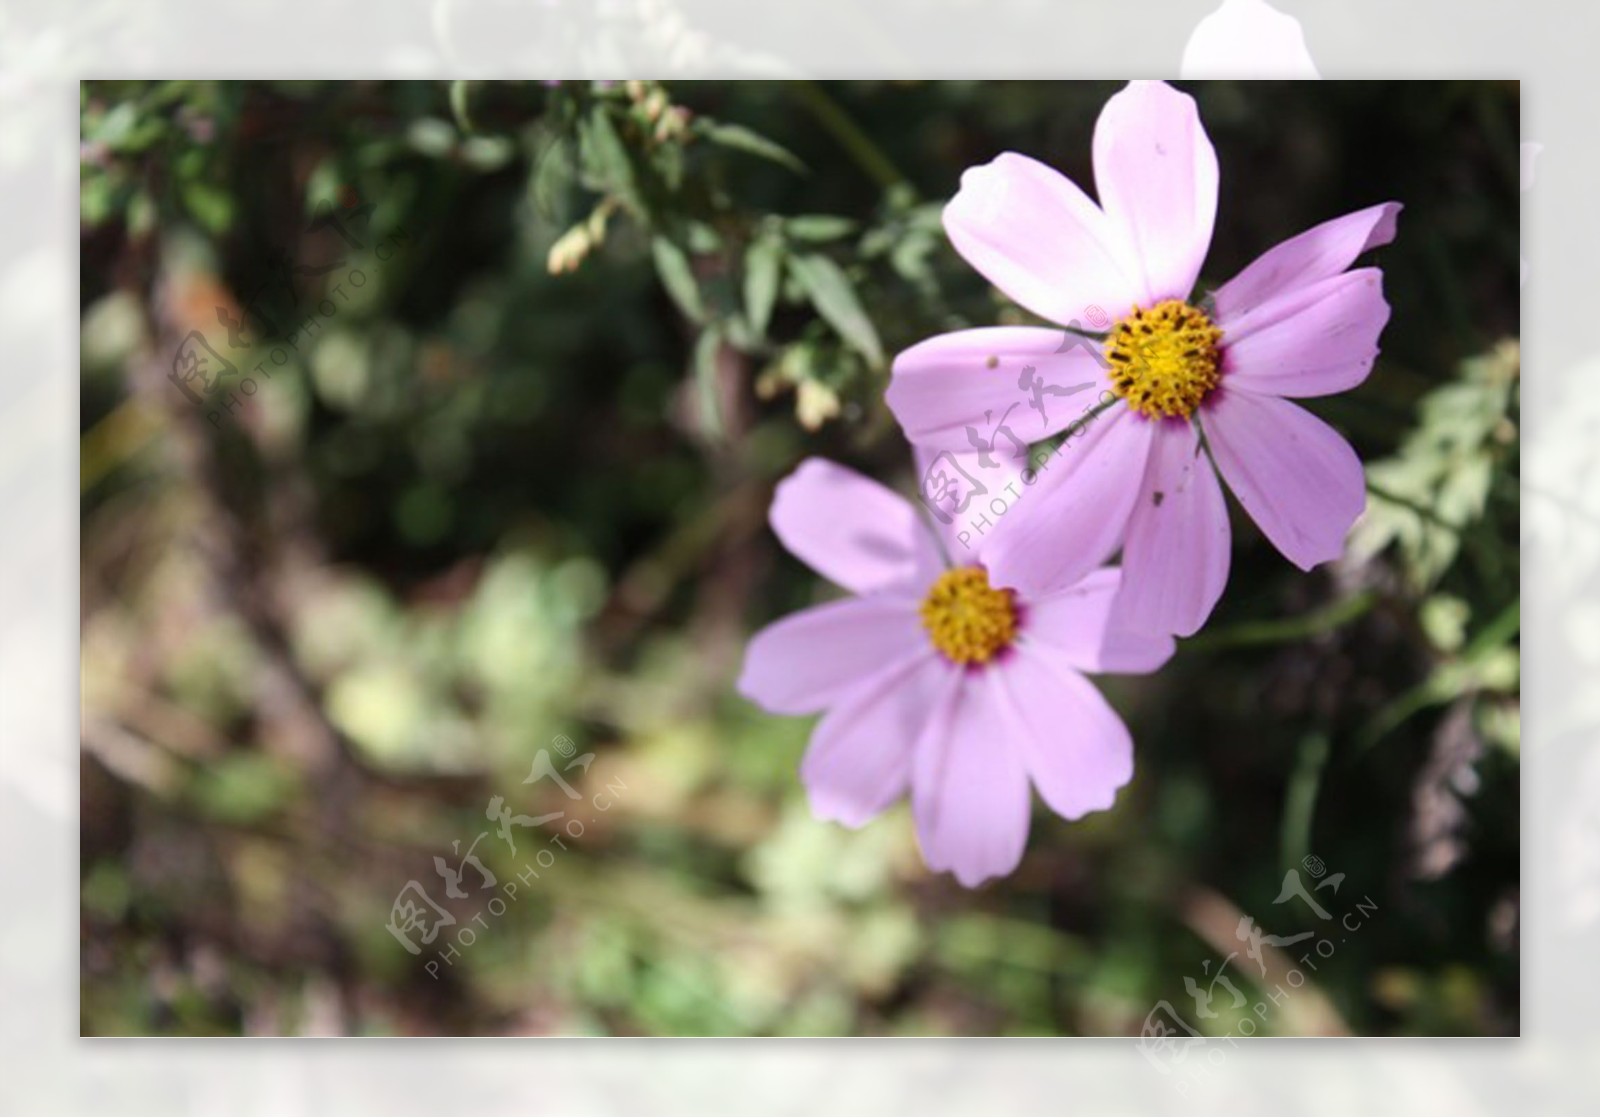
(783, 215, 855, 242)
(652, 236, 704, 323)
(694, 327, 724, 438)
(1420, 595, 1471, 653)
(461, 135, 514, 171)
(189, 754, 299, 825)
(407, 116, 458, 158)
(653, 137, 686, 192)
(127, 191, 156, 238)
(88, 100, 166, 153)
(743, 233, 783, 338)
(579, 106, 640, 210)
(303, 159, 346, 213)
(527, 132, 575, 223)
(181, 181, 234, 234)
(1350, 340, 1518, 589)
(449, 79, 475, 132)
(786, 253, 883, 365)
(80, 174, 116, 227)
(697, 121, 805, 174)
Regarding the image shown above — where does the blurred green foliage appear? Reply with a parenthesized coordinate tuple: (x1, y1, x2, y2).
(80, 80, 1518, 1036)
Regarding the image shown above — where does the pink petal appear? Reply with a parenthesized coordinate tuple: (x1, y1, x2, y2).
(913, 443, 1028, 566)
(802, 653, 952, 828)
(737, 594, 927, 715)
(991, 641, 1134, 821)
(1092, 80, 1219, 306)
(889, 326, 1111, 451)
(943, 152, 1142, 327)
(1212, 202, 1401, 321)
(1022, 567, 1175, 674)
(1202, 389, 1366, 571)
(984, 405, 1155, 596)
(1113, 419, 1232, 638)
(1219, 268, 1389, 398)
(911, 671, 1032, 887)
(770, 458, 941, 596)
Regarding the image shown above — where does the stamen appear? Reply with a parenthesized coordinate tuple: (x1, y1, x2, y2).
(920, 566, 1018, 666)
(1105, 300, 1224, 420)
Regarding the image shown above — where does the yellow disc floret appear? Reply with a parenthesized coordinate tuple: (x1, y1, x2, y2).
(1105, 299, 1224, 419)
(920, 566, 1018, 666)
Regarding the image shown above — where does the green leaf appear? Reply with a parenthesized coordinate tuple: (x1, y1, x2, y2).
(527, 132, 574, 223)
(787, 253, 883, 366)
(694, 327, 725, 438)
(652, 236, 704, 323)
(461, 135, 514, 171)
(90, 100, 166, 153)
(407, 117, 458, 158)
(743, 233, 783, 338)
(182, 181, 234, 234)
(303, 159, 346, 214)
(698, 121, 806, 174)
(579, 106, 640, 209)
(189, 754, 299, 825)
(783, 215, 856, 242)
(653, 137, 686, 192)
(80, 173, 115, 227)
(127, 190, 157, 238)
(449, 79, 475, 133)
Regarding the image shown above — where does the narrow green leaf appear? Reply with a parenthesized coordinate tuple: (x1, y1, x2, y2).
(652, 236, 704, 323)
(694, 327, 724, 438)
(783, 215, 856, 242)
(698, 121, 806, 174)
(743, 234, 783, 338)
(787, 253, 883, 366)
(449, 80, 475, 133)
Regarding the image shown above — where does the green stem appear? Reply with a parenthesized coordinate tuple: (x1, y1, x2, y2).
(1182, 590, 1379, 653)
(1464, 597, 1520, 660)
(789, 80, 907, 194)
(1355, 596, 1520, 754)
(1365, 480, 1465, 533)
(1280, 732, 1330, 877)
(1058, 323, 1109, 341)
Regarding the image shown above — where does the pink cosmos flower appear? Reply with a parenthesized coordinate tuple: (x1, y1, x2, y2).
(887, 80, 1399, 638)
(736, 455, 1173, 888)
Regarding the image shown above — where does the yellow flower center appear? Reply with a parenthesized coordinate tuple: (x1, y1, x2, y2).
(919, 566, 1018, 666)
(1105, 299, 1224, 419)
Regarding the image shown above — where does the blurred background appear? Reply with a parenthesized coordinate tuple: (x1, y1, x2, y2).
(79, 80, 1519, 1037)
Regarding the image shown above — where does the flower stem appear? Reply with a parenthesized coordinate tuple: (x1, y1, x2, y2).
(1365, 480, 1465, 533)
(789, 80, 908, 194)
(1280, 731, 1330, 878)
(1182, 590, 1379, 653)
